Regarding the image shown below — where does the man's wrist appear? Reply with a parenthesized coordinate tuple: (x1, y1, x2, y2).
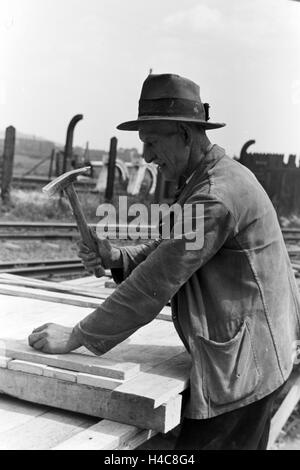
(69, 326, 83, 351)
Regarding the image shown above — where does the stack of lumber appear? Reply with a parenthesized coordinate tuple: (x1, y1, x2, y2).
(0, 394, 158, 450)
(0, 275, 190, 435)
(1, 273, 300, 449)
(0, 273, 172, 321)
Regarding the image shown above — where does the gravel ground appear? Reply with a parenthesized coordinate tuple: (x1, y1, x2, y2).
(0, 239, 79, 263)
(0, 237, 144, 264)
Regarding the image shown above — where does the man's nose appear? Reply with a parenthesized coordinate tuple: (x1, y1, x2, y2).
(143, 146, 155, 164)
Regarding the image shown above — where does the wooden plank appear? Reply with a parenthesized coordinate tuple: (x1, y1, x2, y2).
(157, 307, 172, 322)
(0, 297, 184, 434)
(0, 368, 182, 433)
(0, 281, 150, 313)
(67, 277, 112, 288)
(0, 274, 112, 300)
(0, 283, 105, 309)
(101, 320, 185, 372)
(268, 376, 300, 448)
(0, 407, 96, 450)
(0, 273, 48, 284)
(0, 395, 49, 434)
(0, 303, 179, 381)
(62, 276, 97, 286)
(77, 373, 122, 390)
(0, 294, 94, 340)
(112, 352, 190, 408)
(120, 428, 157, 451)
(8, 359, 47, 376)
(61, 272, 112, 286)
(0, 282, 171, 325)
(0, 356, 11, 368)
(3, 272, 113, 288)
(44, 366, 77, 382)
(1, 339, 140, 380)
(53, 419, 156, 450)
(1, 319, 185, 401)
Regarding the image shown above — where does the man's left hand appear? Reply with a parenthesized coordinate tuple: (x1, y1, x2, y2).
(28, 323, 82, 354)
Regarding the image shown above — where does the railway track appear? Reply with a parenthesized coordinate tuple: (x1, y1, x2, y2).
(282, 228, 300, 242)
(2, 253, 300, 279)
(1, 222, 300, 278)
(1, 222, 299, 232)
(0, 222, 157, 240)
(0, 222, 80, 240)
(0, 258, 84, 277)
(0, 222, 81, 229)
(0, 232, 78, 240)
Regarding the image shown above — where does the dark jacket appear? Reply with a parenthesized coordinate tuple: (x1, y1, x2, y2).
(74, 144, 300, 418)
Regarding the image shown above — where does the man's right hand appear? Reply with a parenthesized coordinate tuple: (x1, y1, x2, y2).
(77, 230, 122, 275)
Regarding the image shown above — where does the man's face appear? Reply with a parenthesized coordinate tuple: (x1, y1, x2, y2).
(138, 121, 189, 181)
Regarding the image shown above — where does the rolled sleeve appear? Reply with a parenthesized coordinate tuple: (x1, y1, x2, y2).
(75, 196, 236, 355)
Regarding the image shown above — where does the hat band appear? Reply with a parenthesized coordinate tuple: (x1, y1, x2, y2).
(138, 98, 206, 120)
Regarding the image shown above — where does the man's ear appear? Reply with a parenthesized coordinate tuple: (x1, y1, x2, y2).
(178, 123, 192, 147)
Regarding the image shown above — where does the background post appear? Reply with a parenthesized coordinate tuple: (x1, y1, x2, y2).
(105, 136, 118, 202)
(1, 126, 16, 205)
(48, 148, 55, 178)
(62, 114, 83, 175)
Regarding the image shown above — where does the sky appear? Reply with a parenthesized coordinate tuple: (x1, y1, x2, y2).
(0, 0, 299, 158)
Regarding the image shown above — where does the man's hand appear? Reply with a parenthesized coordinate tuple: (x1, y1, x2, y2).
(77, 228, 122, 274)
(28, 323, 82, 354)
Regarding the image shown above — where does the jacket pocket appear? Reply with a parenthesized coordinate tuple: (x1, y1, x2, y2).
(197, 320, 260, 406)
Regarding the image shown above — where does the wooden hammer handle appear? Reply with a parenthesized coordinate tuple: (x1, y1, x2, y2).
(64, 184, 105, 278)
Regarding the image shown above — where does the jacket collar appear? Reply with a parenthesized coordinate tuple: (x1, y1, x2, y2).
(174, 144, 226, 201)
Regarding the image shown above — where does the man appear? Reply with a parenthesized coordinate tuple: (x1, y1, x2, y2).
(29, 74, 300, 450)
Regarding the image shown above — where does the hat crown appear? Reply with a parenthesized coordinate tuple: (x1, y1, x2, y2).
(116, 73, 226, 131)
(141, 74, 201, 102)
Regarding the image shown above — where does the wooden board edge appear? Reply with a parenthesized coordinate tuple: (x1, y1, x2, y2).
(52, 419, 156, 450)
(0, 368, 182, 433)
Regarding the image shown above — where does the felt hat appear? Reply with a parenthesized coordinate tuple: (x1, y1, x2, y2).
(117, 74, 226, 131)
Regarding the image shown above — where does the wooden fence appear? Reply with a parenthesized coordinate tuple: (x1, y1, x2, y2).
(239, 140, 300, 215)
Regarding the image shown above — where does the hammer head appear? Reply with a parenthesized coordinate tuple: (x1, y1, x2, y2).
(43, 167, 91, 196)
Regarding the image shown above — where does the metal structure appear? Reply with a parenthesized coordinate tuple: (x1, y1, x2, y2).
(62, 114, 83, 174)
(239, 140, 299, 214)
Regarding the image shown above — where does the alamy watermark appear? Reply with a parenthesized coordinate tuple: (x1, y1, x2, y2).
(95, 196, 204, 251)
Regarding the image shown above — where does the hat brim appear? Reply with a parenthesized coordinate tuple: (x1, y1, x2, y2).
(117, 116, 226, 131)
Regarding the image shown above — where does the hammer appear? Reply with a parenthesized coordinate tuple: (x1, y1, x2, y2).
(43, 167, 105, 277)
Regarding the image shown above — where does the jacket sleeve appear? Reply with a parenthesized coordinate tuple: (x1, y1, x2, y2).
(111, 239, 161, 284)
(73, 195, 236, 355)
